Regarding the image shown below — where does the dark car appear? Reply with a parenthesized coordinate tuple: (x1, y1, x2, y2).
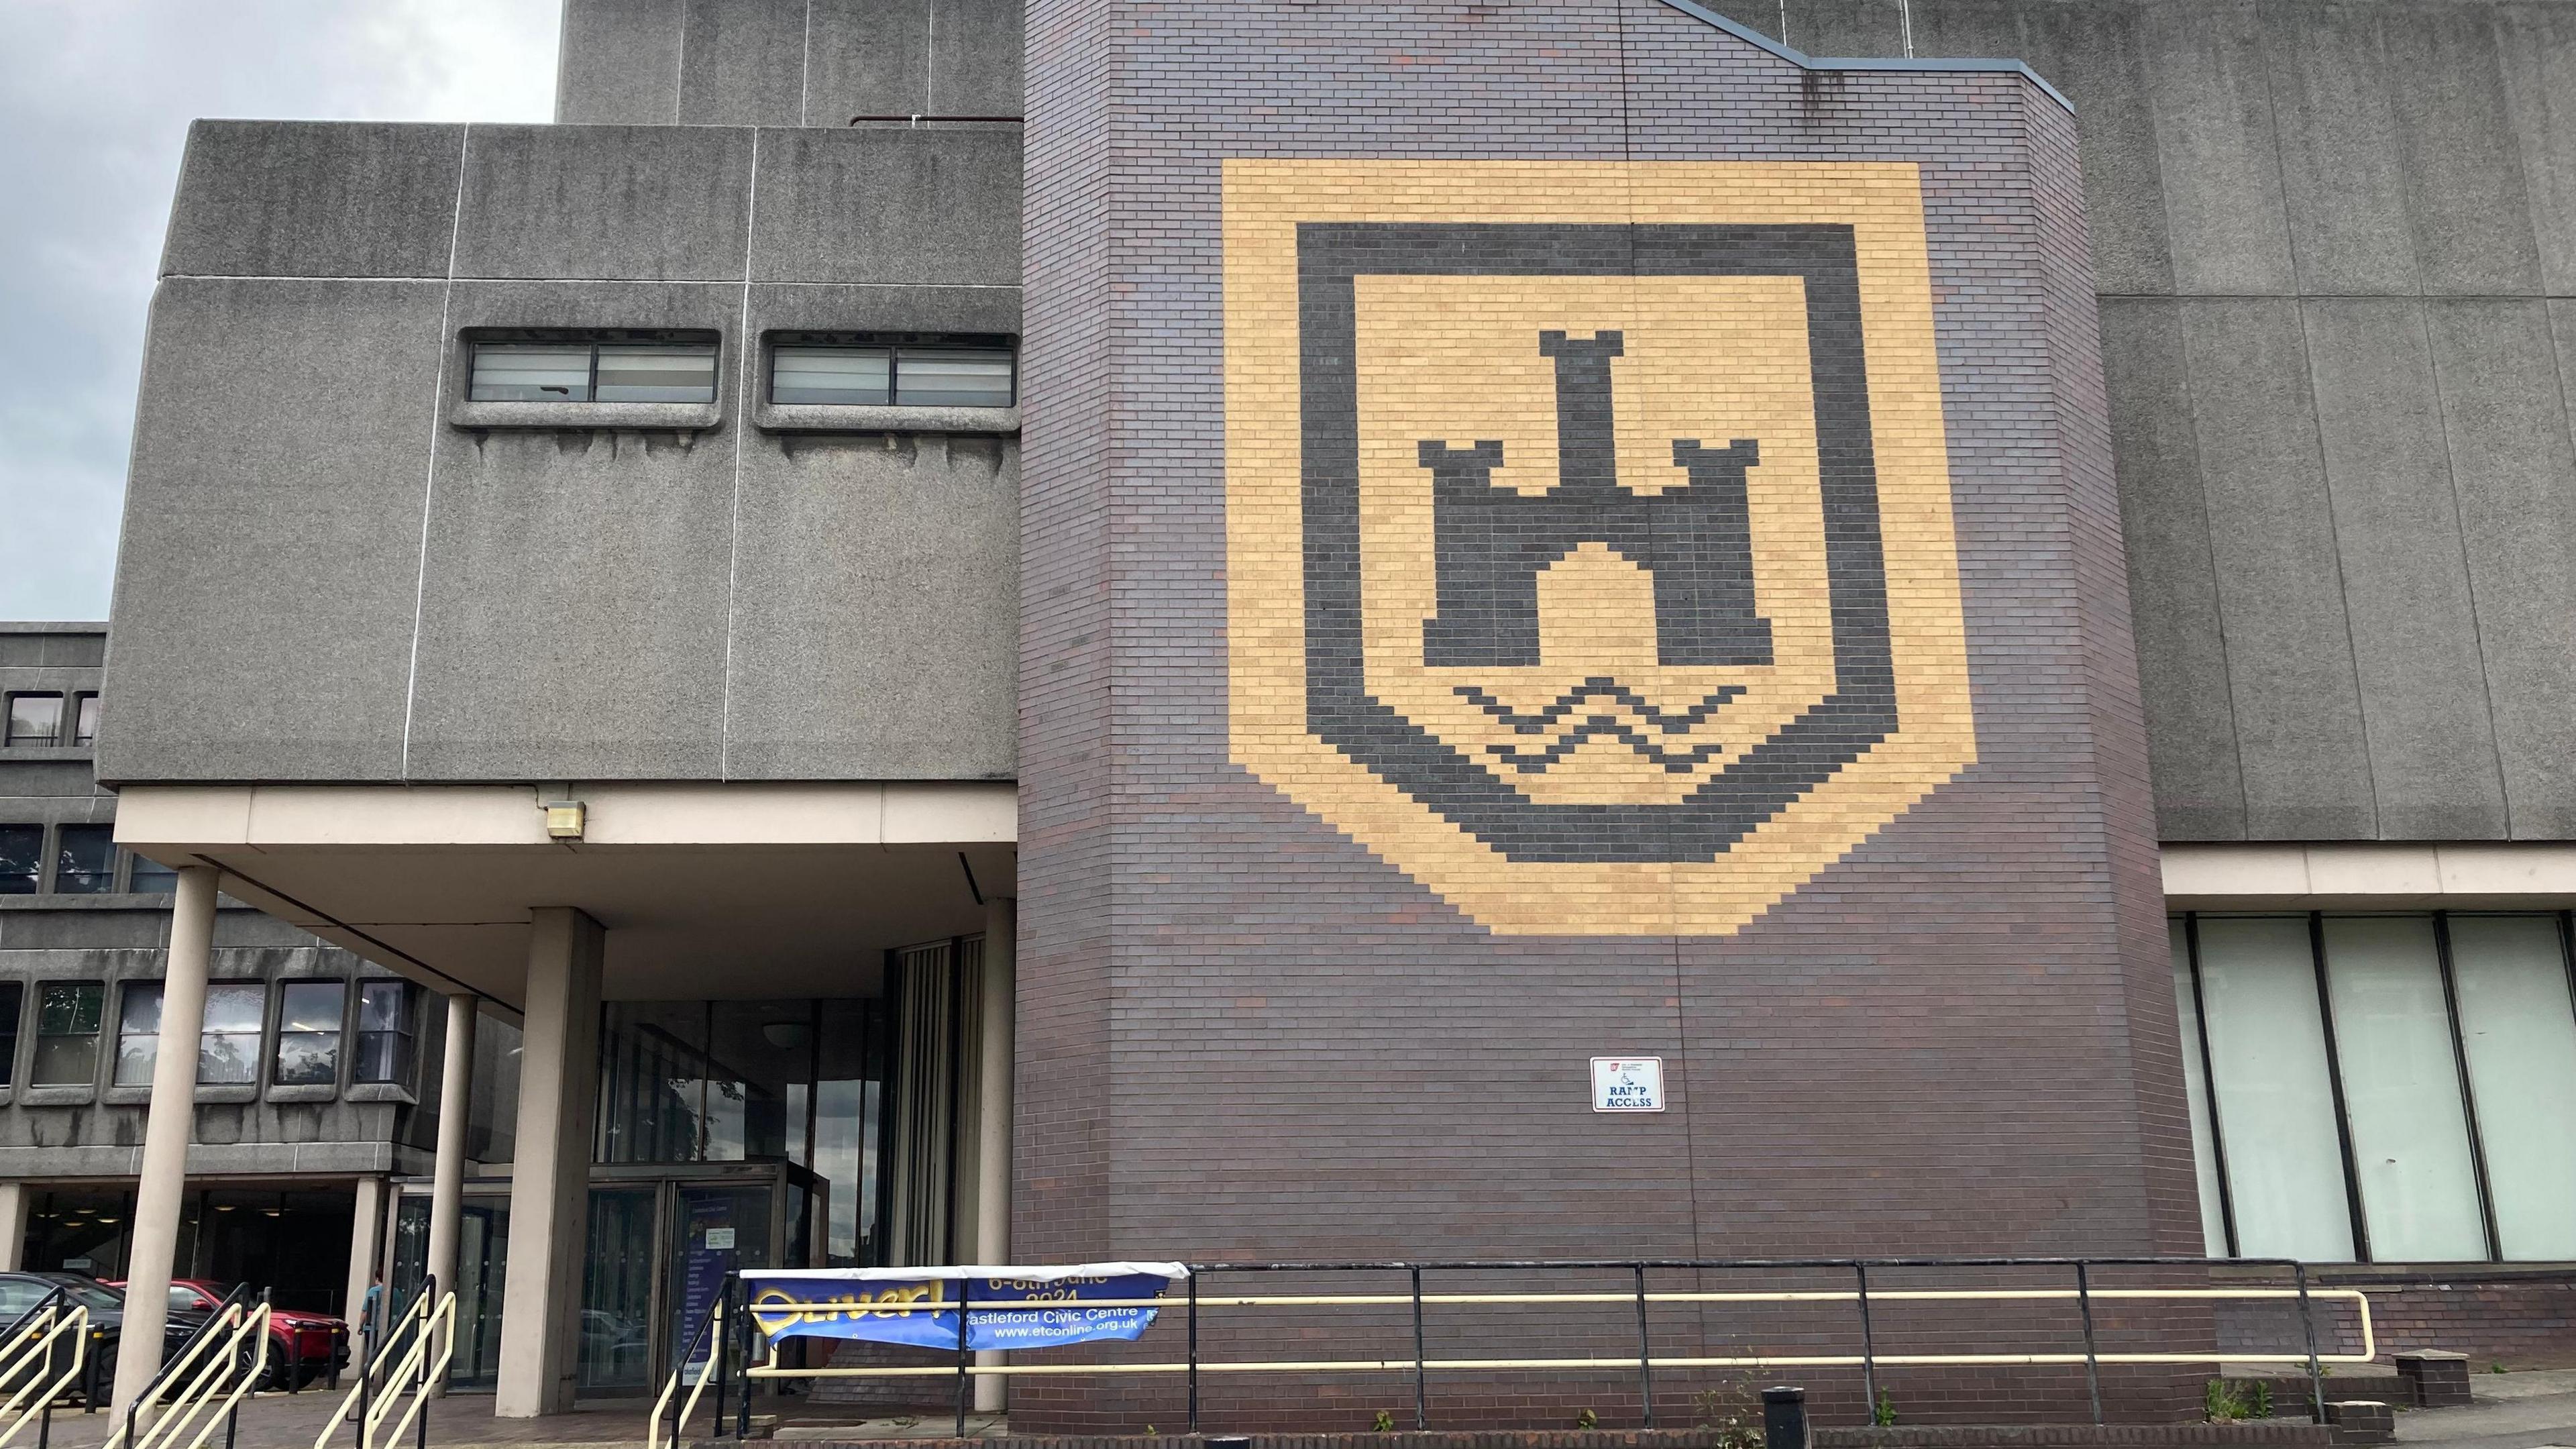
(0, 1272, 217, 1403)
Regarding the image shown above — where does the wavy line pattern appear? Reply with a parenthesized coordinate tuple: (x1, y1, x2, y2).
(1450, 678, 1748, 775)
(1453, 678, 1746, 735)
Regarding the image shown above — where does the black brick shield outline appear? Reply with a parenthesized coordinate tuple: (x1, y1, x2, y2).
(1295, 221, 1899, 865)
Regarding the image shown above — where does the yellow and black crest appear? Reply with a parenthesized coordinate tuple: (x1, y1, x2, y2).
(1224, 160, 1975, 936)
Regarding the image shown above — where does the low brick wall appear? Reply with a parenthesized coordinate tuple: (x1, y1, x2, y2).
(2215, 1268, 2576, 1373)
(764, 1426, 2331, 1449)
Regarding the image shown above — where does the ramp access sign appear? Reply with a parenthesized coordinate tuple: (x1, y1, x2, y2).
(1591, 1057, 1665, 1112)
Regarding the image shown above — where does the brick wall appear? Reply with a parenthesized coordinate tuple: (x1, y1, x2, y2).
(1016, 0, 2185, 1430)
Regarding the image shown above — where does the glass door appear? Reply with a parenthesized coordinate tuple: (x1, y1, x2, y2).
(449, 1201, 510, 1389)
(667, 1184, 772, 1381)
(580, 1187, 657, 1392)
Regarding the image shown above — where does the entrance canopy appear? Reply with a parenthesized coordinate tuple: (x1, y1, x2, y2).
(111, 782, 1016, 1010)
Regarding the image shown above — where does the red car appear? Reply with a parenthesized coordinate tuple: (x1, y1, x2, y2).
(104, 1279, 347, 1388)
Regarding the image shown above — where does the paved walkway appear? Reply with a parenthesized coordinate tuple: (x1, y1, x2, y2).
(15, 1389, 1000, 1449)
(2390, 1367, 2576, 1449)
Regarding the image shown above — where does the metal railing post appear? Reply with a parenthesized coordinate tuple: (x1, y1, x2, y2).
(1853, 1263, 1878, 1424)
(413, 1279, 431, 1449)
(736, 1276, 753, 1442)
(1409, 1267, 1427, 1432)
(2074, 1263, 2102, 1426)
(713, 1293, 732, 1442)
(2295, 1263, 2326, 1424)
(354, 1313, 374, 1449)
(1185, 1271, 1200, 1434)
(1633, 1264, 1654, 1429)
(953, 1278, 971, 1440)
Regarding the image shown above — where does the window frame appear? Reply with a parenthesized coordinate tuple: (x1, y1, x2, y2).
(70, 693, 99, 747)
(352, 980, 416, 1088)
(51, 824, 116, 896)
(0, 824, 39, 896)
(3, 693, 66, 747)
(31, 980, 107, 1089)
(0, 981, 23, 1089)
(271, 978, 348, 1089)
(761, 331, 1020, 417)
(464, 329, 721, 406)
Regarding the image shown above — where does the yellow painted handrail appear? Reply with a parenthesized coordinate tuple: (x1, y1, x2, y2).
(101, 1302, 272, 1449)
(645, 1303, 728, 1449)
(0, 1305, 89, 1447)
(311, 1291, 453, 1449)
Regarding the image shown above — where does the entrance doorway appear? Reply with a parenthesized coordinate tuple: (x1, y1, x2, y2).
(389, 1192, 508, 1389)
(574, 1165, 819, 1393)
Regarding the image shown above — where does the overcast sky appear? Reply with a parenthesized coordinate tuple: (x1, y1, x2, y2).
(0, 1, 559, 622)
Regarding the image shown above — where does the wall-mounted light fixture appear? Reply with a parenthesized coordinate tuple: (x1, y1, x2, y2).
(543, 801, 585, 840)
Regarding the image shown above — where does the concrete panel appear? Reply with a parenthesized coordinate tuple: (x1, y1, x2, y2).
(2495, 3, 2576, 297)
(161, 122, 465, 280)
(555, 0, 683, 125)
(452, 125, 753, 283)
(723, 433, 1020, 780)
(750, 128, 1021, 284)
(2384, 5, 2544, 298)
(2302, 299, 2507, 840)
(2428, 299, 2576, 838)
(2141, 0, 2296, 295)
(2100, 299, 2243, 839)
(678, 0, 810, 125)
(928, 0, 1025, 115)
(1781, 0, 1908, 57)
(2178, 299, 2374, 839)
(726, 278, 1018, 781)
(2262, 1, 2420, 296)
(2006, 0, 2176, 296)
(404, 281, 741, 781)
(100, 278, 445, 785)
(806, 0, 933, 121)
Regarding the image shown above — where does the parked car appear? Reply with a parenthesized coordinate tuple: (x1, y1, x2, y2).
(0, 1271, 215, 1403)
(102, 1278, 347, 1389)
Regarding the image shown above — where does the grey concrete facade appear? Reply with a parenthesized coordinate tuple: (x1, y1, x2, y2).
(103, 119, 1023, 787)
(555, 0, 1024, 126)
(1701, 0, 2576, 845)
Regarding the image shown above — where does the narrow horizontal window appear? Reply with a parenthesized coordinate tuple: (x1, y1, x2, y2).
(466, 333, 718, 405)
(767, 333, 1015, 409)
(6, 694, 62, 746)
(771, 346, 892, 406)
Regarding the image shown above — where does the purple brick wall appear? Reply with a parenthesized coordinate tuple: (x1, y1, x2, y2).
(1014, 0, 2187, 1429)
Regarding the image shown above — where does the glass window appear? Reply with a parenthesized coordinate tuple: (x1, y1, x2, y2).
(0, 826, 38, 895)
(199, 984, 265, 1085)
(2196, 916, 2357, 1261)
(2448, 915, 2576, 1260)
(594, 343, 716, 402)
(71, 695, 98, 747)
(127, 853, 176, 895)
(273, 981, 345, 1087)
(893, 346, 1014, 407)
(113, 982, 161, 1087)
(5, 694, 62, 745)
(32, 982, 104, 1087)
(52, 825, 114, 894)
(2171, 923, 2231, 1255)
(354, 981, 414, 1086)
(0, 981, 19, 1087)
(469, 343, 592, 401)
(2320, 917, 2487, 1260)
(771, 346, 892, 406)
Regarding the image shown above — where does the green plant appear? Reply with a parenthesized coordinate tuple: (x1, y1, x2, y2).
(1690, 1375, 1766, 1449)
(1575, 1408, 1599, 1430)
(1873, 1390, 1898, 1426)
(2250, 1382, 2273, 1418)
(2491, 1363, 2508, 1375)
(1373, 1409, 1396, 1433)
(2205, 1379, 2279, 1421)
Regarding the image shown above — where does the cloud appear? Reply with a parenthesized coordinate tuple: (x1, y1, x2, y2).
(0, 0, 557, 621)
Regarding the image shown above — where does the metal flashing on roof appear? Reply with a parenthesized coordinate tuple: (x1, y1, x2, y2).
(1654, 0, 2076, 114)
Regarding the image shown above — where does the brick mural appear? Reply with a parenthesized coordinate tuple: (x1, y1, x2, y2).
(1018, 0, 2189, 1428)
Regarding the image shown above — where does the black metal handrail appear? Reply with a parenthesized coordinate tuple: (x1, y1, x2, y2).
(658, 1282, 728, 1449)
(0, 1283, 81, 1448)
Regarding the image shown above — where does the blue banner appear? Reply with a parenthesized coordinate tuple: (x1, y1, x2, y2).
(742, 1263, 1188, 1352)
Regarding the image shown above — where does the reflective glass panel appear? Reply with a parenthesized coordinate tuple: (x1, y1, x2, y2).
(32, 981, 103, 1086)
(2320, 916, 2485, 1260)
(5, 694, 62, 745)
(114, 981, 161, 1088)
(274, 981, 344, 1085)
(2196, 916, 2357, 1261)
(127, 853, 176, 894)
(0, 826, 38, 894)
(771, 346, 892, 405)
(894, 347, 1014, 407)
(594, 343, 717, 402)
(2171, 922, 2231, 1255)
(72, 695, 97, 745)
(468, 343, 592, 401)
(0, 981, 21, 1087)
(199, 983, 266, 1085)
(2449, 915, 2576, 1260)
(53, 825, 113, 894)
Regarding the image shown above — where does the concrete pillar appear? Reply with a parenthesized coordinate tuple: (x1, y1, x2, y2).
(972, 896, 1015, 1413)
(111, 863, 218, 1418)
(0, 1182, 27, 1272)
(344, 1175, 386, 1335)
(424, 992, 478, 1381)
(494, 909, 603, 1419)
